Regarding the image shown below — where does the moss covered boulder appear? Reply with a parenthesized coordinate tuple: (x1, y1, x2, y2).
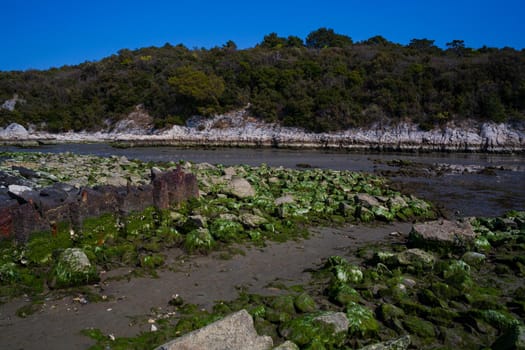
(49, 248, 98, 288)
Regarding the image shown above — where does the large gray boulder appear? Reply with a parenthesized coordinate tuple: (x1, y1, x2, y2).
(225, 177, 255, 199)
(313, 312, 349, 333)
(155, 310, 273, 350)
(409, 220, 476, 251)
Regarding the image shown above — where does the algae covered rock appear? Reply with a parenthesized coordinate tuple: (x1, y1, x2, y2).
(402, 315, 435, 338)
(278, 312, 347, 347)
(294, 293, 317, 313)
(395, 248, 436, 268)
(50, 248, 98, 288)
(328, 281, 361, 305)
(210, 218, 244, 242)
(325, 256, 363, 284)
(461, 251, 486, 269)
(359, 335, 411, 350)
(491, 323, 525, 350)
(184, 228, 216, 253)
(346, 301, 380, 337)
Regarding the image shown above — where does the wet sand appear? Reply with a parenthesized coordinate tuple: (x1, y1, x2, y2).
(0, 222, 411, 350)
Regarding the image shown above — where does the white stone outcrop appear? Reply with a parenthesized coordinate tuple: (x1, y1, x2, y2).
(0, 123, 29, 139)
(1, 107, 523, 152)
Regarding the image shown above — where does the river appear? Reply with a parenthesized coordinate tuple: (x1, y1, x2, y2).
(1, 144, 524, 217)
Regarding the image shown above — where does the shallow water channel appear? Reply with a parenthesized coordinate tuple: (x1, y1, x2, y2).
(2, 144, 524, 217)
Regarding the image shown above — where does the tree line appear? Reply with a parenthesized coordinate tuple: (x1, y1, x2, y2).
(0, 28, 524, 133)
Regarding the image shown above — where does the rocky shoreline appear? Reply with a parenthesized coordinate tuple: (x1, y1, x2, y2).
(1, 109, 524, 152)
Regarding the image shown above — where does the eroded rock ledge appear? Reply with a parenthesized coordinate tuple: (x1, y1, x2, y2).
(0, 167, 198, 242)
(1, 109, 523, 152)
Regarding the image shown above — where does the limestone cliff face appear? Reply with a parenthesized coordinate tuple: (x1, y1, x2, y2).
(1, 109, 523, 152)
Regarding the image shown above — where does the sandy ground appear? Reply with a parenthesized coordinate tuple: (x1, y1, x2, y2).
(0, 222, 412, 350)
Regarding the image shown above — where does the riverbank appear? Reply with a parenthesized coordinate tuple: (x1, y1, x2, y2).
(1, 109, 524, 152)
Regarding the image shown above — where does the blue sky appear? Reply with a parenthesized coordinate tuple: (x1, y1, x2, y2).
(1, 0, 524, 71)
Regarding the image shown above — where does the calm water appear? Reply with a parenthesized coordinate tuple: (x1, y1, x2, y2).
(1, 144, 524, 217)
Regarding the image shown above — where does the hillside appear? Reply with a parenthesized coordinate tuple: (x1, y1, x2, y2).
(1, 28, 524, 133)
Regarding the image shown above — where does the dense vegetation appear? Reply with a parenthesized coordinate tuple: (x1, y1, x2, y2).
(1, 28, 524, 132)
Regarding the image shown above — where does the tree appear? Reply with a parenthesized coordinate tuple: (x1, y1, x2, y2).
(286, 35, 304, 48)
(223, 40, 237, 51)
(168, 66, 225, 115)
(446, 40, 466, 56)
(363, 35, 391, 46)
(408, 38, 437, 50)
(259, 33, 287, 49)
(305, 28, 352, 49)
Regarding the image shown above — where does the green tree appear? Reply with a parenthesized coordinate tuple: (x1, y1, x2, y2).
(168, 66, 225, 115)
(305, 28, 353, 48)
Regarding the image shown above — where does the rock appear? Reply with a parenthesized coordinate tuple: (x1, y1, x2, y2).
(189, 215, 207, 228)
(12, 166, 39, 179)
(154, 310, 273, 350)
(194, 162, 217, 171)
(275, 195, 295, 206)
(105, 175, 128, 187)
(279, 312, 347, 347)
(355, 193, 380, 208)
(223, 166, 237, 178)
(461, 251, 486, 269)
(491, 323, 525, 350)
(225, 176, 255, 199)
(50, 248, 98, 288)
(409, 220, 477, 251)
(313, 312, 349, 333)
(294, 293, 317, 313)
(388, 196, 408, 212)
(151, 167, 163, 179)
(346, 302, 380, 337)
(13, 203, 50, 242)
(396, 248, 436, 268)
(152, 167, 199, 209)
(273, 340, 299, 350)
(240, 213, 267, 228)
(0, 123, 29, 139)
(7, 184, 33, 197)
(359, 335, 411, 350)
(402, 315, 435, 338)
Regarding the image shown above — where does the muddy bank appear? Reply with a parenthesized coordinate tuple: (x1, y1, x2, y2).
(0, 223, 410, 350)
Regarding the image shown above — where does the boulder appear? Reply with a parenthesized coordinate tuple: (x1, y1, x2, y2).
(275, 195, 295, 206)
(13, 203, 50, 242)
(225, 176, 255, 199)
(313, 312, 349, 333)
(461, 251, 486, 269)
(0, 123, 29, 139)
(355, 193, 380, 208)
(154, 309, 273, 350)
(152, 167, 199, 209)
(240, 213, 267, 228)
(50, 248, 99, 288)
(7, 184, 34, 200)
(409, 220, 477, 251)
(396, 248, 436, 268)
